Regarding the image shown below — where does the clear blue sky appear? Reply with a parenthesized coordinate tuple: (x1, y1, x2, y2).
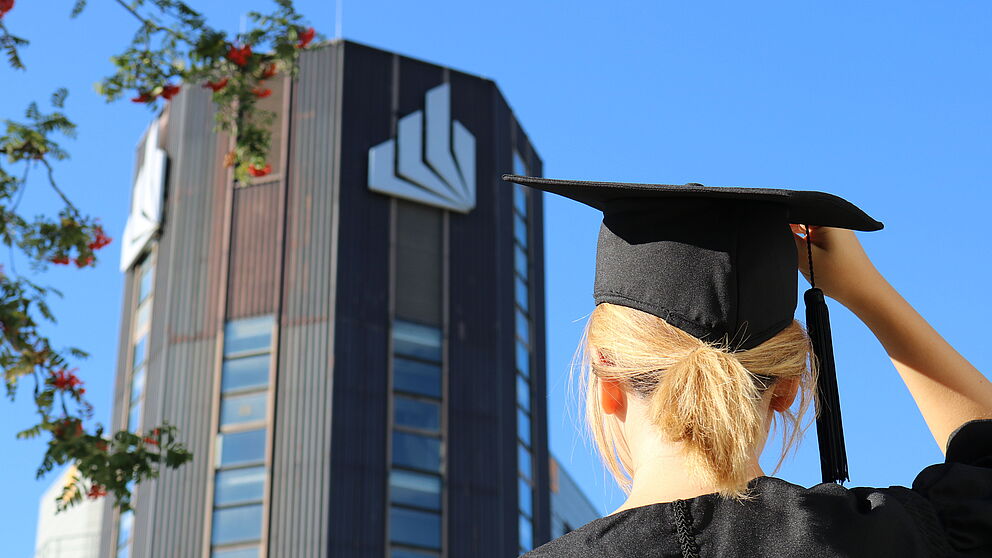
(2, 1, 991, 555)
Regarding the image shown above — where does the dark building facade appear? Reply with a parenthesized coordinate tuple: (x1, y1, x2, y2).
(101, 39, 552, 558)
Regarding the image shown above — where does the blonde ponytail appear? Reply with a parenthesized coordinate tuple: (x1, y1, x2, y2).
(577, 303, 816, 499)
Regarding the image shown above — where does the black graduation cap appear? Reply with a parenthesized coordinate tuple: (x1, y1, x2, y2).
(501, 173, 883, 485)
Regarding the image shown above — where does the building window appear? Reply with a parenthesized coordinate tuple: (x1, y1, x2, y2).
(209, 314, 275, 558)
(116, 248, 156, 558)
(389, 320, 443, 557)
(512, 150, 536, 553)
(389, 200, 445, 558)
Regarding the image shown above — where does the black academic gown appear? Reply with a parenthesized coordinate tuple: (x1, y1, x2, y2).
(522, 419, 992, 558)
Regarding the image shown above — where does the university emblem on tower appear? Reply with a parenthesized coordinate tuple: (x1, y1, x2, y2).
(367, 83, 476, 213)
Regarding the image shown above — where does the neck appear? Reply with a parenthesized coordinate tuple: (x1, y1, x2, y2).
(609, 441, 765, 515)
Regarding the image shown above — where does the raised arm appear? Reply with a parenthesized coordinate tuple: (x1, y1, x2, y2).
(792, 225, 992, 454)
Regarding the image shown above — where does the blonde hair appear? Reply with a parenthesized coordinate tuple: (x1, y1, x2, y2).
(577, 302, 817, 499)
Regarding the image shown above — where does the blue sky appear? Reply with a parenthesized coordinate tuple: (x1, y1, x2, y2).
(2, 1, 991, 555)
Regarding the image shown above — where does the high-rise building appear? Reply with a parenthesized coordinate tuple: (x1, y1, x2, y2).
(548, 457, 600, 540)
(34, 466, 103, 558)
(98, 39, 591, 558)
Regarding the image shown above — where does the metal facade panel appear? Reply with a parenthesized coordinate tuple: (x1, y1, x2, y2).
(446, 73, 533, 557)
(269, 43, 340, 558)
(226, 181, 281, 319)
(328, 41, 394, 557)
(129, 85, 229, 558)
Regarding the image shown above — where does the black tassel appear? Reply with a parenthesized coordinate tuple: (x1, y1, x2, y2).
(802, 224, 848, 484)
(805, 287, 849, 484)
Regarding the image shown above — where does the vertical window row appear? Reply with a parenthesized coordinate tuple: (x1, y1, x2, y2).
(512, 151, 535, 554)
(389, 321, 444, 557)
(117, 250, 155, 558)
(209, 315, 275, 558)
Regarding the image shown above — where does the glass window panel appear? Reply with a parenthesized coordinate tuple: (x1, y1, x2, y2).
(116, 545, 131, 558)
(393, 321, 442, 362)
(224, 315, 274, 356)
(519, 477, 533, 518)
(513, 184, 528, 217)
(389, 507, 441, 549)
(221, 354, 270, 393)
(393, 358, 441, 398)
(135, 300, 151, 333)
(214, 466, 265, 506)
(519, 514, 534, 551)
(515, 309, 530, 344)
(392, 431, 441, 472)
(389, 470, 441, 510)
(514, 244, 528, 280)
(127, 400, 143, 432)
(221, 392, 267, 427)
(514, 214, 528, 248)
(117, 509, 134, 546)
(211, 504, 263, 545)
(217, 429, 266, 467)
(517, 408, 531, 447)
(130, 365, 146, 404)
(515, 276, 529, 313)
(132, 336, 147, 369)
(212, 548, 259, 558)
(518, 444, 532, 480)
(394, 396, 440, 432)
(516, 374, 530, 413)
(390, 549, 437, 558)
(516, 341, 530, 378)
(512, 150, 528, 176)
(138, 261, 154, 302)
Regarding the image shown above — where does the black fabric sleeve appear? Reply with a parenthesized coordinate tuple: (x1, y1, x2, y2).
(911, 418, 992, 557)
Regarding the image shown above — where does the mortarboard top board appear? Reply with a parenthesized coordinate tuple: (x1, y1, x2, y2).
(501, 173, 884, 485)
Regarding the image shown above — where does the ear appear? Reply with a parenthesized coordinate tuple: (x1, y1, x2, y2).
(770, 377, 800, 412)
(599, 378, 627, 417)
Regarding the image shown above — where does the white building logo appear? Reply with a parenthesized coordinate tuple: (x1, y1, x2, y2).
(120, 120, 168, 271)
(367, 83, 476, 213)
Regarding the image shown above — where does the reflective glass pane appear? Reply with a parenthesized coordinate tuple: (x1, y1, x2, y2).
(517, 408, 531, 447)
(516, 341, 530, 378)
(512, 150, 528, 177)
(515, 276, 528, 313)
(116, 545, 131, 558)
(221, 354, 270, 393)
(516, 374, 530, 412)
(135, 299, 151, 333)
(519, 514, 533, 551)
(224, 315, 274, 356)
(393, 321, 442, 361)
(138, 261, 154, 302)
(394, 396, 440, 432)
(514, 214, 528, 248)
(217, 429, 266, 467)
(394, 358, 441, 398)
(389, 470, 441, 510)
(519, 477, 533, 518)
(211, 504, 262, 545)
(128, 400, 143, 432)
(389, 507, 441, 549)
(513, 184, 528, 217)
(392, 431, 441, 472)
(130, 365, 146, 404)
(390, 549, 437, 558)
(214, 466, 265, 506)
(132, 336, 147, 369)
(514, 244, 528, 280)
(117, 509, 134, 546)
(212, 547, 259, 558)
(221, 392, 267, 427)
(518, 444, 532, 480)
(515, 309, 529, 344)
